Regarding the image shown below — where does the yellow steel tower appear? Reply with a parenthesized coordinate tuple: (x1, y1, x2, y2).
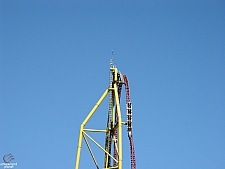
(74, 59, 136, 169)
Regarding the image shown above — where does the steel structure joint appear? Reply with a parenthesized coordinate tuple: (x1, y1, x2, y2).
(74, 65, 136, 169)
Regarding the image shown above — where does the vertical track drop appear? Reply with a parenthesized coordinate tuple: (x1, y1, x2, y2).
(123, 75, 136, 169)
(74, 61, 136, 169)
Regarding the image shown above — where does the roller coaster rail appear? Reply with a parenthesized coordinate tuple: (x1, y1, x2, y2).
(74, 59, 136, 169)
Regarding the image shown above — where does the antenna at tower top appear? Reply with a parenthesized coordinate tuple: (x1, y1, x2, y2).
(110, 50, 114, 68)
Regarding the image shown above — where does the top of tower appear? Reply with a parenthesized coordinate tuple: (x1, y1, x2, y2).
(110, 50, 114, 68)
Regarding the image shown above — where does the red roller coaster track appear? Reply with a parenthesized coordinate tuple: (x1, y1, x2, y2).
(74, 65, 136, 169)
(112, 74, 136, 169)
(123, 75, 136, 169)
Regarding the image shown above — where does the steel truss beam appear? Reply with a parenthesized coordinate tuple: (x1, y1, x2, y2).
(74, 67, 123, 169)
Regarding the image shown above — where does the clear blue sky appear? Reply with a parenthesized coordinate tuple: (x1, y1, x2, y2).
(1, 1, 225, 169)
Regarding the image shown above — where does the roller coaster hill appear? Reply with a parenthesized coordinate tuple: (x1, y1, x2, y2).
(74, 59, 136, 169)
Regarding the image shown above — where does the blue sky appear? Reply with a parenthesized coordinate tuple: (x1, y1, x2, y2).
(1, 1, 225, 169)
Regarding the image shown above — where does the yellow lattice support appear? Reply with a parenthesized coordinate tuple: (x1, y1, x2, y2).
(74, 67, 124, 169)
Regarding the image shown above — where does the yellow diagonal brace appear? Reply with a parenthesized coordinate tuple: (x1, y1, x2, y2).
(82, 88, 109, 126)
(74, 88, 109, 169)
(83, 134, 99, 169)
(83, 132, 118, 163)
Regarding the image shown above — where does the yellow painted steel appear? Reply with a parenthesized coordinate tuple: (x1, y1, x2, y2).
(83, 134, 99, 168)
(74, 88, 109, 169)
(74, 125, 83, 169)
(82, 88, 109, 126)
(74, 67, 124, 169)
(113, 82, 122, 169)
(83, 132, 118, 163)
(83, 129, 107, 132)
